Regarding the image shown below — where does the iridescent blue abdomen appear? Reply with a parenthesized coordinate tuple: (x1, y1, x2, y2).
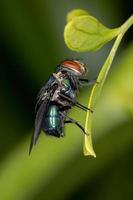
(43, 104, 63, 137)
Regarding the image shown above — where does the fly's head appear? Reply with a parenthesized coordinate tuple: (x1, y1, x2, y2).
(57, 59, 88, 77)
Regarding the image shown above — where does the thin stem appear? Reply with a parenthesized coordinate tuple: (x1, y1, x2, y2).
(84, 15, 133, 156)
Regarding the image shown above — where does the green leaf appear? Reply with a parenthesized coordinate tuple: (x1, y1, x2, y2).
(64, 9, 120, 52)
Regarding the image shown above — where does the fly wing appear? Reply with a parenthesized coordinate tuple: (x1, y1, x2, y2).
(35, 76, 55, 114)
(29, 76, 57, 154)
(29, 93, 50, 154)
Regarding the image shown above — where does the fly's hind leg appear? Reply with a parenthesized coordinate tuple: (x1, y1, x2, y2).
(61, 113, 88, 135)
(65, 120, 87, 135)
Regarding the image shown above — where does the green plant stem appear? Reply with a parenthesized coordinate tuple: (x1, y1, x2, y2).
(84, 15, 133, 156)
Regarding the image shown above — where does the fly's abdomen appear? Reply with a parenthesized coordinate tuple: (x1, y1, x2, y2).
(43, 105, 63, 137)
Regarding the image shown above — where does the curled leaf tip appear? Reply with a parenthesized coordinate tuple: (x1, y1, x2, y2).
(83, 135, 96, 157)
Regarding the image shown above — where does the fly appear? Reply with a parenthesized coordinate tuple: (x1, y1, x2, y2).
(29, 59, 96, 154)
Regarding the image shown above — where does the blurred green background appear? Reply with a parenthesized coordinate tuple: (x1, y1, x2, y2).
(0, 0, 133, 200)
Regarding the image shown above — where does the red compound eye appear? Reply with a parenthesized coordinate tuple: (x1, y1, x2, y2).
(62, 60, 86, 75)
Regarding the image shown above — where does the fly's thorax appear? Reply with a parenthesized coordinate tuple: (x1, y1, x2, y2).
(62, 78, 76, 100)
(62, 78, 71, 89)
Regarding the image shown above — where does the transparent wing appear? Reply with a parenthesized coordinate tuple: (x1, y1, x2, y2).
(29, 94, 50, 154)
(29, 77, 57, 154)
(35, 76, 55, 114)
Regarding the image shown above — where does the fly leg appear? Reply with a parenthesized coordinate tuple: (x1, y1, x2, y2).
(79, 78, 99, 86)
(59, 93, 93, 113)
(65, 120, 87, 135)
(60, 112, 88, 135)
(76, 102, 93, 113)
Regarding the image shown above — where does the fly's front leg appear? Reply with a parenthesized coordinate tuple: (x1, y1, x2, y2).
(52, 72, 64, 86)
(79, 78, 99, 86)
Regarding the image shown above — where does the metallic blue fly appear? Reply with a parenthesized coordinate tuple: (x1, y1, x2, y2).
(29, 59, 95, 154)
